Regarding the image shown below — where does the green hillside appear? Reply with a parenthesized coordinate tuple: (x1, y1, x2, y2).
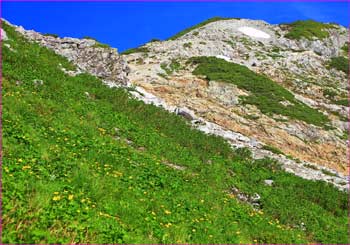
(1, 22, 348, 244)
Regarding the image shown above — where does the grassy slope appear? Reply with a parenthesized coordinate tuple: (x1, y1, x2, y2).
(2, 23, 348, 244)
(189, 56, 331, 128)
(329, 56, 349, 74)
(284, 20, 336, 40)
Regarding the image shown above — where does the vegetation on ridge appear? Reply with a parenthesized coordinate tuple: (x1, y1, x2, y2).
(328, 56, 349, 74)
(284, 20, 336, 40)
(2, 22, 348, 244)
(120, 46, 149, 55)
(167, 17, 236, 40)
(188, 56, 330, 127)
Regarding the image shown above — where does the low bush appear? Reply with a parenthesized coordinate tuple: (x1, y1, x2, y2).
(328, 56, 349, 74)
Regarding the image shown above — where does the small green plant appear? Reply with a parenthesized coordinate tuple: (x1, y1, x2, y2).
(224, 40, 235, 48)
(341, 42, 349, 54)
(160, 59, 181, 75)
(340, 131, 348, 140)
(149, 38, 161, 42)
(234, 147, 252, 159)
(183, 42, 192, 48)
(284, 20, 335, 40)
(83, 36, 96, 40)
(304, 164, 318, 170)
(262, 145, 284, 155)
(271, 47, 281, 53)
(93, 42, 110, 49)
(120, 46, 149, 55)
(323, 88, 337, 98)
(328, 56, 349, 74)
(192, 31, 199, 36)
(321, 169, 337, 177)
(136, 58, 144, 65)
(43, 33, 59, 38)
(81, 36, 110, 48)
(333, 99, 348, 106)
(157, 72, 167, 79)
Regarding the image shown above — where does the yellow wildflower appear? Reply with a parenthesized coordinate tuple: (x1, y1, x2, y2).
(52, 196, 61, 201)
(164, 223, 172, 228)
(68, 194, 74, 200)
(164, 210, 171, 215)
(22, 165, 31, 170)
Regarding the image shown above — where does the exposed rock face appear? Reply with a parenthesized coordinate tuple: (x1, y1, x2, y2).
(122, 18, 349, 188)
(12, 24, 130, 85)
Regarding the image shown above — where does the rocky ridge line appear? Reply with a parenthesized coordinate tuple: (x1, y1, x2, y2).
(10, 21, 130, 85)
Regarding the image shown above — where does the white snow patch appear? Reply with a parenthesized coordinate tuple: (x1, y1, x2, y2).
(238, 26, 270, 39)
(216, 55, 231, 62)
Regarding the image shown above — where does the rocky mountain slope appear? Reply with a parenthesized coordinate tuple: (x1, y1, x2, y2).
(132, 19, 349, 183)
(124, 18, 349, 178)
(8, 18, 348, 188)
(1, 18, 349, 243)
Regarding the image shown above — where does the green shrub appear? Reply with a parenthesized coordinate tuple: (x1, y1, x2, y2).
(93, 42, 110, 49)
(149, 38, 161, 42)
(284, 20, 335, 40)
(83, 36, 96, 40)
(81, 36, 110, 48)
(120, 46, 149, 55)
(188, 56, 330, 127)
(183, 42, 192, 48)
(321, 169, 337, 177)
(328, 56, 349, 74)
(160, 59, 181, 75)
(341, 42, 349, 54)
(262, 145, 284, 155)
(43, 33, 59, 38)
(323, 88, 337, 98)
(333, 99, 348, 106)
(304, 164, 319, 170)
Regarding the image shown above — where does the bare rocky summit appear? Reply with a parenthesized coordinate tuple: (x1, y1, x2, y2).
(4, 18, 349, 190)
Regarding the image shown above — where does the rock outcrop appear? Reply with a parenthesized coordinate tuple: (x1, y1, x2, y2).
(10, 21, 130, 85)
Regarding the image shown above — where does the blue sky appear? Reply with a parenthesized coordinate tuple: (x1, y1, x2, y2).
(2, 1, 349, 52)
